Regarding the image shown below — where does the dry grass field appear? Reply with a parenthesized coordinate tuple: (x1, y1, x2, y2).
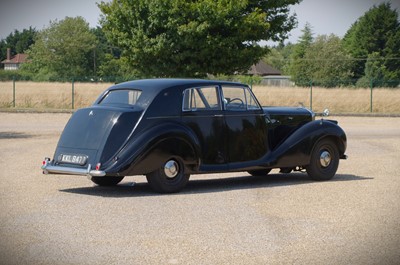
(252, 85, 400, 114)
(0, 81, 399, 114)
(0, 81, 111, 109)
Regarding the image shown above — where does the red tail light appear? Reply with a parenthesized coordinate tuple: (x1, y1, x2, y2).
(42, 157, 50, 166)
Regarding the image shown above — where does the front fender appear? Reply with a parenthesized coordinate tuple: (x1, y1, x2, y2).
(104, 122, 201, 176)
(268, 119, 347, 168)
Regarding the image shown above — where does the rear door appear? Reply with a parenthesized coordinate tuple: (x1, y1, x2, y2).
(181, 86, 228, 171)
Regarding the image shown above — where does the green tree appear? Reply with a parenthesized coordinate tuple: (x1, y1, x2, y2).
(304, 34, 353, 87)
(0, 27, 37, 60)
(90, 26, 124, 78)
(98, 0, 299, 77)
(356, 52, 388, 87)
(289, 22, 314, 85)
(97, 54, 137, 81)
(264, 42, 294, 75)
(23, 17, 97, 80)
(246, 0, 299, 42)
(343, 3, 400, 83)
(365, 52, 386, 81)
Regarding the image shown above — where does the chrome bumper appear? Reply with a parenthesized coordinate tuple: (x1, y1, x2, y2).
(42, 158, 106, 177)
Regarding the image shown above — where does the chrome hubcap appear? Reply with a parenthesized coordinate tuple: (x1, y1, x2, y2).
(164, 160, 179, 178)
(320, 151, 331, 167)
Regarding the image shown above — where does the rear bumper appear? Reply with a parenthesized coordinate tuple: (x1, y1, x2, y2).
(42, 158, 106, 177)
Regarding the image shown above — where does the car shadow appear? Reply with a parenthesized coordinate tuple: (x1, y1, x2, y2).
(59, 173, 372, 198)
(0, 131, 34, 139)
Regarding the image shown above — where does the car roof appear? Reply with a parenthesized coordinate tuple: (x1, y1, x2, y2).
(108, 78, 246, 93)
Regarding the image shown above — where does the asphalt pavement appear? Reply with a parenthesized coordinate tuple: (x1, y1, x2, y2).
(0, 113, 399, 265)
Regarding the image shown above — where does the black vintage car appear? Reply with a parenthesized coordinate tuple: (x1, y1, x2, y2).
(42, 79, 347, 193)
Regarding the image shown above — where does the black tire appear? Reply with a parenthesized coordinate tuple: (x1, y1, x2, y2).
(247, 169, 272, 176)
(146, 158, 190, 193)
(279, 167, 292, 174)
(91, 176, 124, 186)
(306, 138, 339, 181)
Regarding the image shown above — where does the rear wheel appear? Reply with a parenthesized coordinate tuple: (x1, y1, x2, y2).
(306, 139, 339, 181)
(146, 158, 190, 193)
(247, 169, 272, 176)
(91, 176, 124, 186)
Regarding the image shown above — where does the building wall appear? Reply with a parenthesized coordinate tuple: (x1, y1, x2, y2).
(261, 76, 294, 87)
(4, 63, 19, 70)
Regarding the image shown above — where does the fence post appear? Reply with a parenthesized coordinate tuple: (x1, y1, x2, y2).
(309, 80, 313, 110)
(370, 79, 373, 113)
(12, 76, 16, 107)
(72, 78, 75, 109)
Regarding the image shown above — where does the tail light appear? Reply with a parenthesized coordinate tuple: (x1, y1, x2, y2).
(42, 157, 50, 166)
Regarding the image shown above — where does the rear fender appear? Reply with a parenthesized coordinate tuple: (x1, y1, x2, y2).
(106, 122, 201, 175)
(269, 119, 347, 168)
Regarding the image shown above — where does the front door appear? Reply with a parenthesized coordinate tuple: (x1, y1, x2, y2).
(221, 85, 269, 168)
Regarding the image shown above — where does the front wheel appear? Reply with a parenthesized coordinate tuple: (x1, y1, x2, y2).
(306, 139, 339, 181)
(91, 176, 124, 186)
(146, 159, 190, 193)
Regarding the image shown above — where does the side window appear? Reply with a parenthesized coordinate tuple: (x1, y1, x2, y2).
(222, 86, 261, 111)
(245, 87, 261, 110)
(182, 86, 221, 111)
(222, 86, 246, 111)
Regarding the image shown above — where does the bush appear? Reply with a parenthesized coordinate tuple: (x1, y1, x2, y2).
(0, 69, 32, 81)
(355, 77, 400, 88)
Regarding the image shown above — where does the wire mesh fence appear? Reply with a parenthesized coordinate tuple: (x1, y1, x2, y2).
(0, 77, 399, 114)
(0, 80, 111, 109)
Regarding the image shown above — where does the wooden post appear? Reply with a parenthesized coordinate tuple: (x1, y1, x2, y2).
(12, 76, 16, 108)
(309, 80, 313, 110)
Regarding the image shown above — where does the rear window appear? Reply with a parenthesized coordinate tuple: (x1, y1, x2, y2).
(99, 90, 142, 106)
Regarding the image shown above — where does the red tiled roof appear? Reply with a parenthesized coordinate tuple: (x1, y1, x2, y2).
(1, 53, 28, 64)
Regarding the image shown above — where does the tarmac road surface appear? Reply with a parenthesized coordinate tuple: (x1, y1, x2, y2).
(0, 113, 399, 265)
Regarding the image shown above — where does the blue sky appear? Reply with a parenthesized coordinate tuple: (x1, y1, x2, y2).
(1, 0, 399, 42)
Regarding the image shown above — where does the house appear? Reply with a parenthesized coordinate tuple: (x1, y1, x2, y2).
(248, 60, 293, 87)
(1, 48, 28, 70)
(248, 60, 281, 76)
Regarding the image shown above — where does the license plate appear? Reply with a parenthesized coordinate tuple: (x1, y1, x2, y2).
(59, 154, 88, 165)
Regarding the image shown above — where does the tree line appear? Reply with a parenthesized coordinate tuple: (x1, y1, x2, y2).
(0, 1, 399, 87)
(266, 2, 400, 87)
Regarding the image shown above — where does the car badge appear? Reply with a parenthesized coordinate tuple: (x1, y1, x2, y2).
(89, 111, 94, 116)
